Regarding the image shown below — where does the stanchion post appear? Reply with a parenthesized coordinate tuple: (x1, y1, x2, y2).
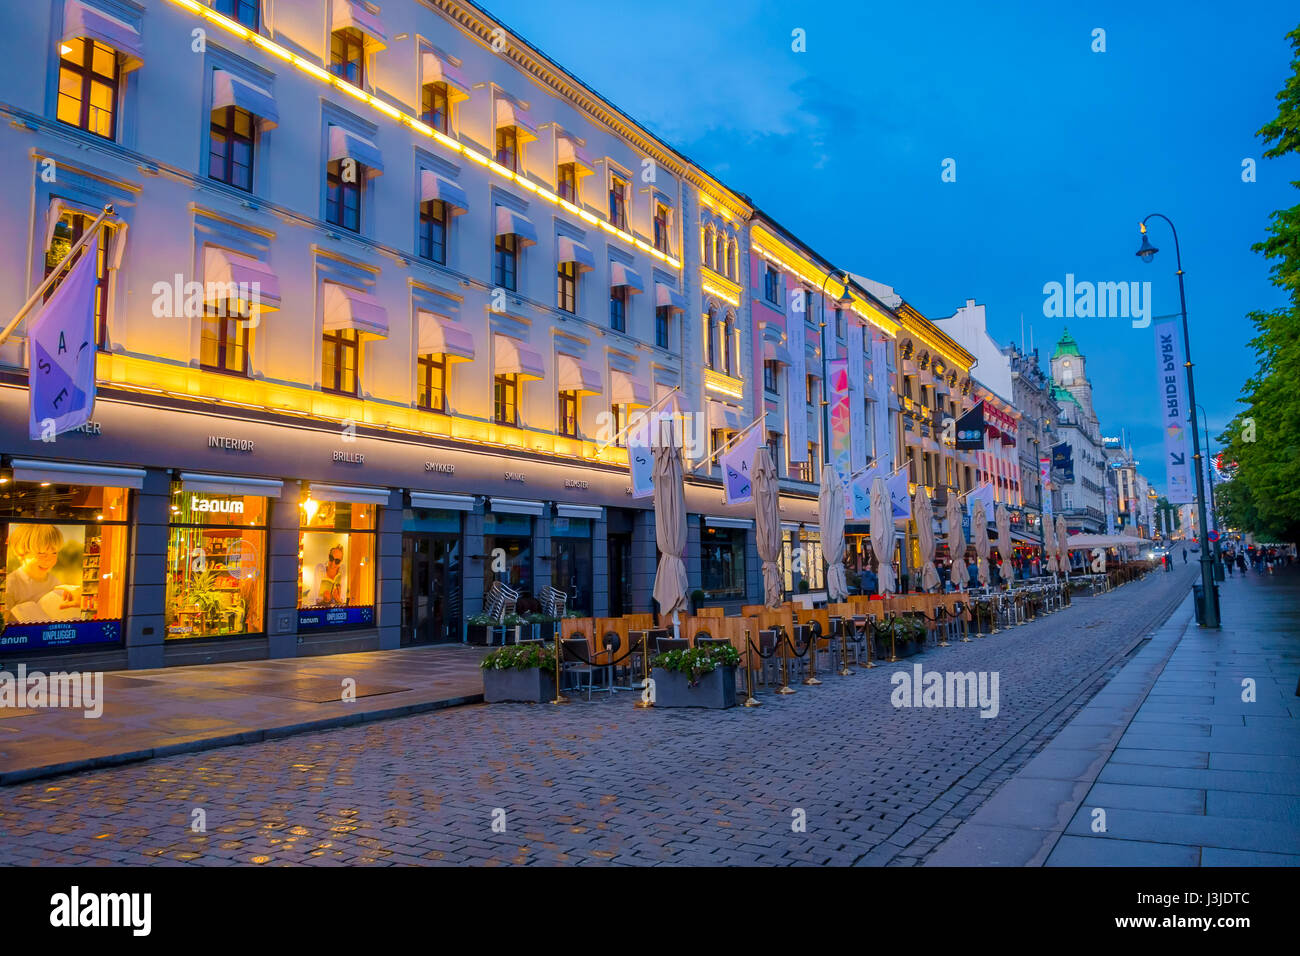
(743, 628, 761, 707)
(634, 630, 653, 709)
(888, 614, 898, 663)
(838, 619, 853, 676)
(551, 635, 571, 705)
(777, 628, 796, 695)
(802, 625, 822, 686)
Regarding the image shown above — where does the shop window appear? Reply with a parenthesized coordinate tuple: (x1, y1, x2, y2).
(421, 81, 449, 133)
(209, 105, 254, 192)
(701, 526, 745, 598)
(298, 493, 377, 628)
(550, 517, 592, 615)
(44, 211, 112, 348)
(322, 328, 360, 395)
(1, 475, 130, 650)
(417, 352, 446, 413)
(330, 27, 365, 87)
(164, 483, 267, 640)
(57, 37, 119, 140)
(483, 512, 533, 597)
(419, 199, 447, 264)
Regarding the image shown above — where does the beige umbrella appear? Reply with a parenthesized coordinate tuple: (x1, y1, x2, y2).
(651, 438, 689, 635)
(753, 444, 783, 609)
(870, 476, 896, 594)
(996, 502, 1013, 584)
(1043, 515, 1058, 573)
(915, 487, 941, 592)
(972, 498, 991, 587)
(819, 460, 848, 601)
(1056, 514, 1070, 576)
(946, 492, 966, 589)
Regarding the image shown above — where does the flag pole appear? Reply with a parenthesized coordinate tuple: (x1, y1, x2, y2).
(594, 385, 679, 453)
(688, 413, 765, 474)
(0, 204, 113, 349)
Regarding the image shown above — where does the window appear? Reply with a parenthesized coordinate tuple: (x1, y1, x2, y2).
(763, 264, 782, 305)
(701, 526, 745, 597)
(557, 261, 577, 313)
(212, 0, 259, 29)
(200, 305, 251, 375)
(494, 233, 518, 291)
(763, 360, 780, 394)
(722, 313, 735, 376)
(703, 226, 714, 269)
(796, 445, 818, 483)
(57, 38, 118, 139)
(557, 163, 577, 203)
(495, 125, 519, 171)
(608, 175, 628, 230)
(326, 159, 361, 232)
(654, 306, 671, 350)
(654, 203, 670, 254)
(44, 211, 112, 348)
(715, 234, 725, 273)
(767, 432, 783, 476)
(806, 374, 817, 402)
(558, 390, 579, 438)
(726, 240, 736, 279)
(609, 285, 628, 333)
(418, 199, 447, 264)
(330, 28, 365, 87)
(298, 493, 377, 621)
(321, 328, 359, 395)
(610, 403, 628, 447)
(209, 106, 254, 191)
(835, 307, 845, 340)
(705, 307, 717, 370)
(417, 353, 446, 412)
(494, 374, 518, 425)
(709, 428, 731, 465)
(421, 82, 449, 133)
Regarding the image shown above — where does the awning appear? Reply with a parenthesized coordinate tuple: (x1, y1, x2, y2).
(763, 339, 793, 366)
(307, 482, 390, 506)
(655, 282, 686, 312)
(888, 391, 902, 413)
(204, 246, 281, 312)
(494, 98, 537, 141)
(557, 134, 595, 174)
(557, 236, 595, 272)
(417, 312, 475, 361)
(557, 353, 602, 395)
(328, 125, 384, 176)
(609, 262, 644, 293)
(704, 515, 754, 530)
(420, 171, 468, 214)
(332, 0, 386, 50)
(410, 491, 475, 511)
(420, 50, 470, 100)
(495, 206, 538, 246)
(490, 497, 546, 516)
(63, 0, 142, 71)
(212, 70, 279, 129)
(557, 503, 603, 519)
(707, 401, 744, 432)
(11, 459, 145, 490)
(179, 472, 284, 498)
(323, 282, 389, 338)
(494, 334, 544, 380)
(610, 370, 650, 407)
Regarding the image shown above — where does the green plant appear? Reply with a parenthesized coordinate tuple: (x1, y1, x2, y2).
(480, 642, 558, 678)
(652, 643, 740, 686)
(183, 570, 227, 630)
(797, 579, 810, 593)
(690, 589, 707, 608)
(466, 612, 527, 627)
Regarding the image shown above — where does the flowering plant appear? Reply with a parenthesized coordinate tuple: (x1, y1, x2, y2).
(480, 642, 558, 678)
(652, 644, 740, 687)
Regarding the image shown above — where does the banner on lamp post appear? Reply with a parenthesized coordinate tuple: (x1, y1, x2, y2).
(1154, 320, 1194, 504)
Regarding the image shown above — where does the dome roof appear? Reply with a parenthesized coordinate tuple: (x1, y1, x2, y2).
(1053, 327, 1081, 359)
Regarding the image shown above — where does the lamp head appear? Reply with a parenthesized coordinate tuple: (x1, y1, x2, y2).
(835, 274, 853, 306)
(1136, 223, 1158, 263)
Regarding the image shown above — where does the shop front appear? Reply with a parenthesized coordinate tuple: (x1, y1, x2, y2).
(483, 497, 544, 602)
(400, 491, 471, 645)
(550, 504, 600, 616)
(297, 483, 383, 631)
(700, 516, 750, 602)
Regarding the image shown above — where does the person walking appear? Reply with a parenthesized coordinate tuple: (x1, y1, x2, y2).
(1182, 547, 1188, 564)
(1225, 550, 1234, 575)
(1163, 553, 1172, 573)
(1236, 552, 1247, 574)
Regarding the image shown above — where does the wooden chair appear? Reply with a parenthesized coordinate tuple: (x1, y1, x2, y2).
(696, 606, 726, 619)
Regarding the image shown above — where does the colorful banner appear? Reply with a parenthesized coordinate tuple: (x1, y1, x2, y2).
(829, 358, 851, 480)
(847, 321, 866, 474)
(871, 336, 892, 472)
(887, 471, 911, 520)
(1039, 456, 1053, 521)
(1105, 485, 1118, 536)
(722, 424, 762, 505)
(955, 401, 985, 450)
(28, 234, 99, 439)
(1154, 320, 1194, 504)
(849, 468, 873, 520)
(786, 292, 808, 462)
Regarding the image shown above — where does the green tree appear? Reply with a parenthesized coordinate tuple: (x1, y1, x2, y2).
(1217, 25, 1300, 543)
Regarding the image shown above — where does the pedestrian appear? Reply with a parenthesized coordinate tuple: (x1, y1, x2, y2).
(1225, 551, 1234, 576)
(1182, 548, 1188, 564)
(1237, 552, 1247, 574)
(967, 559, 979, 588)
(1163, 553, 1171, 573)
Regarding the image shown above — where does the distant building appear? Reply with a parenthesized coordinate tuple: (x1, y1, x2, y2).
(1049, 329, 1106, 534)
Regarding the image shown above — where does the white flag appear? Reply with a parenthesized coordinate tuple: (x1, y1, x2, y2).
(967, 483, 996, 517)
(28, 234, 99, 439)
(722, 425, 763, 505)
(887, 471, 911, 520)
(849, 467, 875, 520)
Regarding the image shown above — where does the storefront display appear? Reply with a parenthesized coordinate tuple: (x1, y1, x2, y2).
(298, 484, 380, 630)
(483, 511, 533, 599)
(550, 517, 592, 614)
(701, 524, 746, 599)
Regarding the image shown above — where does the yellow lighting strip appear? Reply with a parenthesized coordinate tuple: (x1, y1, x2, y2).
(167, 0, 681, 271)
(701, 282, 740, 308)
(703, 369, 745, 399)
(751, 236, 900, 337)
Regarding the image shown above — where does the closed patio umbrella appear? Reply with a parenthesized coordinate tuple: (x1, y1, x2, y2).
(651, 438, 688, 636)
(870, 476, 896, 594)
(1043, 515, 1058, 574)
(753, 444, 783, 609)
(819, 460, 848, 601)
(996, 502, 1013, 582)
(915, 487, 941, 592)
(972, 498, 991, 587)
(946, 492, 966, 589)
(1056, 514, 1070, 577)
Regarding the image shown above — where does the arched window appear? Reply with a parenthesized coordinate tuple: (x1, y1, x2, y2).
(705, 306, 717, 369)
(723, 311, 735, 375)
(715, 233, 725, 273)
(704, 225, 715, 269)
(727, 240, 737, 279)
(700, 225, 707, 264)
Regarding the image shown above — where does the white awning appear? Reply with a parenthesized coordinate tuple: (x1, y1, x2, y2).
(179, 472, 284, 498)
(212, 70, 279, 128)
(609, 262, 644, 293)
(417, 312, 475, 361)
(410, 491, 475, 511)
(557, 504, 603, 519)
(704, 515, 754, 530)
(204, 246, 281, 312)
(307, 482, 390, 506)
(707, 401, 744, 432)
(323, 282, 388, 338)
(63, 0, 142, 71)
(655, 282, 686, 312)
(610, 370, 650, 408)
(495, 206, 538, 246)
(420, 50, 470, 100)
(490, 497, 546, 516)
(763, 339, 793, 366)
(494, 98, 537, 141)
(11, 459, 146, 490)
(556, 134, 595, 174)
(557, 353, 602, 395)
(420, 171, 468, 214)
(557, 236, 595, 272)
(332, 0, 386, 50)
(494, 334, 544, 380)
(328, 125, 384, 176)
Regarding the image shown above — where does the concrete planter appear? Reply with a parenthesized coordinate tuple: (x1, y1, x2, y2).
(651, 665, 737, 709)
(482, 666, 557, 703)
(467, 623, 522, 646)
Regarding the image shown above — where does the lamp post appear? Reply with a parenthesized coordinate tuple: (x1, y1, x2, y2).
(1194, 402, 1224, 581)
(1137, 215, 1219, 626)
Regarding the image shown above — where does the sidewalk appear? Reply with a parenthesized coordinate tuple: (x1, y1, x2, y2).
(926, 565, 1300, 866)
(0, 644, 488, 785)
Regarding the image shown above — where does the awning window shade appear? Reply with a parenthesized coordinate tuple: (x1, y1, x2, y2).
(609, 262, 644, 293)
(494, 98, 538, 141)
(557, 354, 602, 395)
(11, 459, 146, 490)
(179, 473, 284, 498)
(707, 401, 744, 432)
(417, 312, 475, 361)
(323, 282, 389, 338)
(420, 50, 470, 100)
(557, 236, 596, 272)
(494, 334, 544, 381)
(494, 206, 538, 246)
(328, 125, 384, 177)
(332, 0, 387, 50)
(420, 171, 468, 214)
(212, 70, 279, 128)
(63, 0, 143, 71)
(204, 246, 281, 312)
(763, 339, 793, 366)
(654, 282, 686, 312)
(557, 135, 595, 174)
(307, 482, 390, 506)
(610, 370, 650, 408)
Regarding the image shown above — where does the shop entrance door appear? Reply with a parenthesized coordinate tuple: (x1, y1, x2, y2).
(607, 532, 632, 617)
(401, 533, 462, 644)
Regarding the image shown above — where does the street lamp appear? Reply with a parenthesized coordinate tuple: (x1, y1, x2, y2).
(1136, 215, 1219, 627)
(1194, 402, 1225, 581)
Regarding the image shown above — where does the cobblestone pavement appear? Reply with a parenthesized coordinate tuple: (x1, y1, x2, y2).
(0, 566, 1199, 866)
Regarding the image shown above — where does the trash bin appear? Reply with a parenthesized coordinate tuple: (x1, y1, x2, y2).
(1192, 581, 1221, 626)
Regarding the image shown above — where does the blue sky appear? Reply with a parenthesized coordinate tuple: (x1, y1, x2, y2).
(482, 0, 1299, 494)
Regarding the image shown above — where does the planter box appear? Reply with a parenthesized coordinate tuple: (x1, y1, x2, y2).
(651, 665, 737, 709)
(875, 637, 920, 659)
(466, 624, 522, 646)
(482, 666, 557, 703)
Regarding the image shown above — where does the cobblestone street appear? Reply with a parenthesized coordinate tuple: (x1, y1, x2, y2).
(0, 567, 1201, 866)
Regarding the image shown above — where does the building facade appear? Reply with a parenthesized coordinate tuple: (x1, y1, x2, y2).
(1049, 329, 1106, 535)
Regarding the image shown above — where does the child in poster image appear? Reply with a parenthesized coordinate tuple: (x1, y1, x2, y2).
(5, 524, 81, 623)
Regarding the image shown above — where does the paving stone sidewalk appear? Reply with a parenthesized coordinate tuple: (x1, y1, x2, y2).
(926, 565, 1300, 866)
